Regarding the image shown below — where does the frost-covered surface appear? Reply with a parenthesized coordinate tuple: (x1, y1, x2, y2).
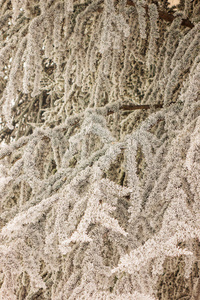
(0, 0, 200, 299)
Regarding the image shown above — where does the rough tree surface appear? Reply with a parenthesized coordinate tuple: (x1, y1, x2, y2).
(0, 0, 200, 299)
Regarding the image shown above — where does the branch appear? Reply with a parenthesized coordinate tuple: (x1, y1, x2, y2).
(126, 0, 194, 29)
(107, 103, 163, 115)
(47, 101, 163, 127)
